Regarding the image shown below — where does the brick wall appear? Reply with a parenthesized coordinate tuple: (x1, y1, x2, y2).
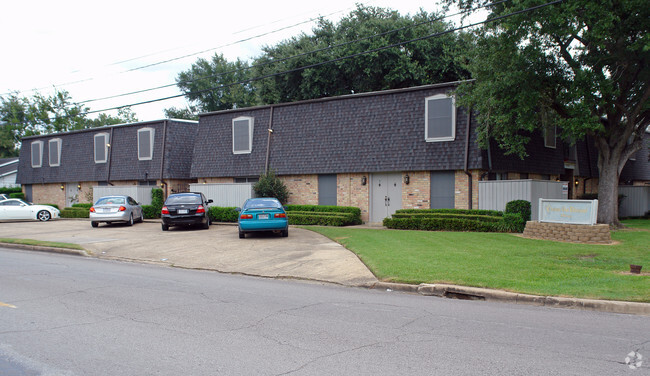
(522, 221, 611, 244)
(337, 173, 370, 222)
(454, 169, 480, 210)
(281, 174, 318, 205)
(31, 183, 66, 208)
(402, 171, 430, 210)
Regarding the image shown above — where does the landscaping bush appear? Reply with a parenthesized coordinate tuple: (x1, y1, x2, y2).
(384, 208, 524, 233)
(72, 203, 93, 209)
(253, 170, 289, 204)
(209, 207, 239, 223)
(0, 187, 22, 195)
(9, 192, 25, 200)
(288, 213, 350, 226)
(391, 212, 502, 223)
(497, 213, 526, 233)
(142, 205, 160, 219)
(285, 205, 362, 225)
(395, 208, 503, 217)
(505, 200, 531, 222)
(383, 217, 501, 232)
(151, 188, 164, 211)
(60, 208, 89, 218)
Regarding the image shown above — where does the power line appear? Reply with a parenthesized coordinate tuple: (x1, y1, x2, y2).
(80, 0, 564, 116)
(75, 0, 509, 106)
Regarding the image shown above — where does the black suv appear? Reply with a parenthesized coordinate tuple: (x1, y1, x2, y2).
(161, 192, 213, 231)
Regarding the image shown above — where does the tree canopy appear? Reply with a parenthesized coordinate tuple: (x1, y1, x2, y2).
(0, 90, 138, 157)
(447, 0, 649, 225)
(167, 5, 471, 114)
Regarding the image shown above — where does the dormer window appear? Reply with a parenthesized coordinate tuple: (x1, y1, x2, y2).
(48, 138, 62, 167)
(94, 133, 109, 163)
(425, 94, 456, 142)
(31, 141, 43, 168)
(232, 116, 253, 154)
(138, 127, 155, 160)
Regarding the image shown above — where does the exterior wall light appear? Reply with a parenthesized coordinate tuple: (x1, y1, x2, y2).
(404, 174, 410, 185)
(77, 184, 82, 190)
(60, 184, 65, 190)
(361, 176, 367, 186)
(575, 180, 579, 186)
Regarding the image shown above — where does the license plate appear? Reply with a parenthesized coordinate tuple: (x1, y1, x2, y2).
(258, 214, 269, 220)
(103, 208, 112, 213)
(178, 209, 189, 214)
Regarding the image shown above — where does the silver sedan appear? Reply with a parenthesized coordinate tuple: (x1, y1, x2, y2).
(90, 195, 144, 227)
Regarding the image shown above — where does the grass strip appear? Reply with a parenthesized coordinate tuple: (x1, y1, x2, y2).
(303, 220, 649, 302)
(0, 238, 86, 251)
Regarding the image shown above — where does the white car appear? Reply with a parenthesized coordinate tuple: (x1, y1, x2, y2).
(0, 199, 60, 221)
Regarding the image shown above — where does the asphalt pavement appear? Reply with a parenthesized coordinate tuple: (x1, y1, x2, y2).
(1, 218, 648, 315)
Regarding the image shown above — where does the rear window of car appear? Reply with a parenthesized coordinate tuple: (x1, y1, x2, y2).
(165, 194, 201, 205)
(243, 199, 282, 209)
(96, 197, 126, 205)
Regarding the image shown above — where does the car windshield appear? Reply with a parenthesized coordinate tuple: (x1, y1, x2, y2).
(243, 199, 282, 209)
(95, 197, 126, 205)
(165, 195, 201, 205)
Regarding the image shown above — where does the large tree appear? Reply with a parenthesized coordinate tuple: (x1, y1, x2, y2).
(0, 90, 138, 156)
(448, 0, 649, 226)
(253, 5, 470, 104)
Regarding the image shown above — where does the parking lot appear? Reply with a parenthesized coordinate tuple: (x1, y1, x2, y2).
(0, 219, 378, 286)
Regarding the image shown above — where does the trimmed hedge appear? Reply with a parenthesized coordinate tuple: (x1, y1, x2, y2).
(0, 187, 22, 195)
(285, 205, 362, 225)
(60, 208, 90, 218)
(394, 208, 503, 217)
(9, 192, 25, 200)
(142, 205, 160, 219)
(209, 207, 239, 223)
(384, 209, 524, 233)
(72, 203, 93, 209)
(287, 213, 351, 226)
(505, 200, 531, 222)
(391, 212, 503, 223)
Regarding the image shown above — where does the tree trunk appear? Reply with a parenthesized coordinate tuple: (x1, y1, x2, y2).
(596, 151, 622, 227)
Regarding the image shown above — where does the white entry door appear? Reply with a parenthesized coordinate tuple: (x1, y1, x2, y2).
(370, 173, 402, 223)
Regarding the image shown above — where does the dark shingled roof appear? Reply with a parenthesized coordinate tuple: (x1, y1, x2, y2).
(192, 82, 486, 178)
(16, 120, 197, 184)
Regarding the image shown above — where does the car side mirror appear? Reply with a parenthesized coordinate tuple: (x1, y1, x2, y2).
(207, 199, 213, 204)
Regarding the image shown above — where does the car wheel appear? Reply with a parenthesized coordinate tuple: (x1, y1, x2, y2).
(91, 221, 99, 228)
(281, 228, 289, 237)
(238, 229, 245, 239)
(138, 211, 144, 223)
(203, 217, 210, 229)
(37, 210, 51, 222)
(162, 223, 169, 231)
(127, 214, 134, 226)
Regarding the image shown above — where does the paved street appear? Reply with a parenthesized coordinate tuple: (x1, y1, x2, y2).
(1, 248, 648, 375)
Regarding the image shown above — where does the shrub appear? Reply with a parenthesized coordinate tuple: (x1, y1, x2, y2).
(505, 200, 531, 222)
(60, 208, 89, 218)
(391, 212, 502, 223)
(209, 207, 239, 223)
(0, 187, 22, 195)
(151, 188, 164, 211)
(285, 205, 362, 225)
(395, 208, 503, 217)
(142, 205, 160, 219)
(9, 192, 25, 200)
(383, 217, 501, 232)
(288, 213, 350, 226)
(72, 203, 92, 209)
(497, 213, 525, 233)
(253, 170, 289, 204)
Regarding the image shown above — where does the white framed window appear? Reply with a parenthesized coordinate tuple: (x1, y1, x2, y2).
(544, 126, 556, 148)
(425, 94, 456, 142)
(48, 138, 62, 167)
(138, 127, 155, 160)
(232, 116, 254, 154)
(31, 141, 43, 168)
(94, 133, 109, 163)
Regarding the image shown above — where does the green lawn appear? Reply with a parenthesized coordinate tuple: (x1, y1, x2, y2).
(305, 220, 650, 302)
(0, 238, 86, 251)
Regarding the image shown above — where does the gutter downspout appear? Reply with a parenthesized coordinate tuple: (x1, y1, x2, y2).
(265, 106, 274, 174)
(106, 127, 115, 186)
(159, 120, 168, 198)
(463, 108, 473, 210)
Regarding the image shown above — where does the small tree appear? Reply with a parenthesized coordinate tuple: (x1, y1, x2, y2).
(254, 170, 290, 204)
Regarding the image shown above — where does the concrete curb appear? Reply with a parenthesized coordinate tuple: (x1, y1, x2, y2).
(371, 282, 650, 316)
(0, 242, 90, 257)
